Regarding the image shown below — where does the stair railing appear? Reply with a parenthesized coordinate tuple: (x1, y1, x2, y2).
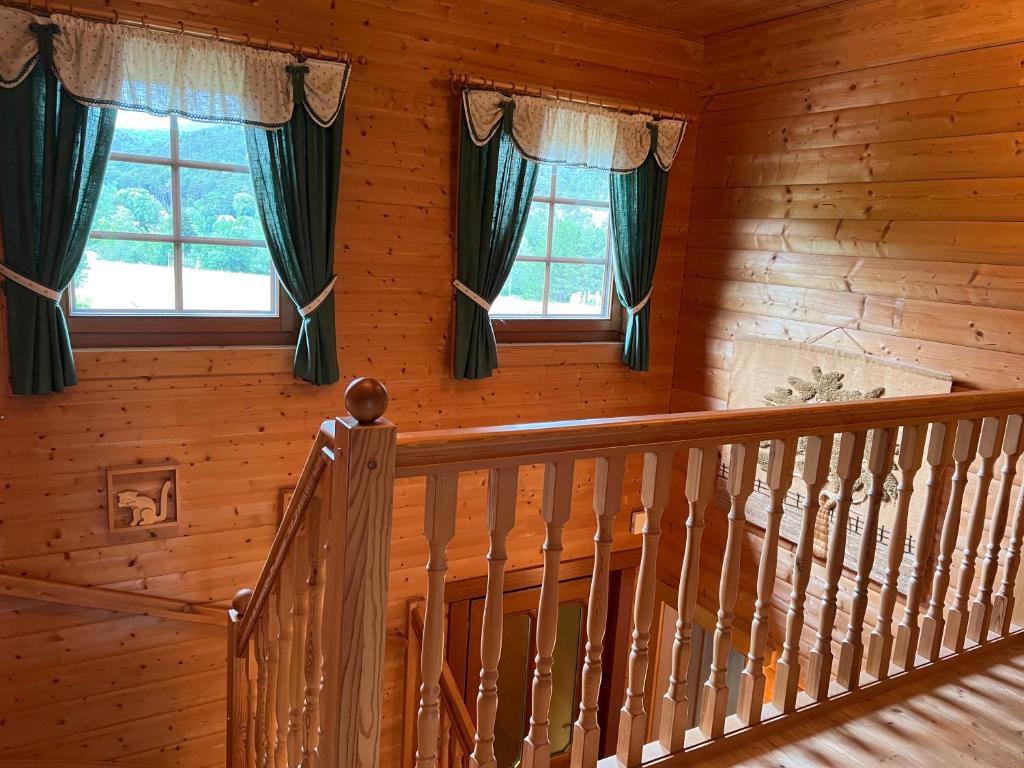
(399, 388, 1024, 768)
(228, 382, 1024, 768)
(227, 379, 397, 768)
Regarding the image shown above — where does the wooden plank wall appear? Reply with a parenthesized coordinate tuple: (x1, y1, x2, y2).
(675, 0, 1024, 413)
(669, 0, 1024, 667)
(0, 1, 702, 765)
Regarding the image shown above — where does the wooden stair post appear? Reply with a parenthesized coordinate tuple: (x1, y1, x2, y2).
(319, 378, 398, 768)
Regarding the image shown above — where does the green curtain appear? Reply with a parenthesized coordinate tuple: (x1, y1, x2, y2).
(0, 23, 115, 395)
(453, 106, 539, 379)
(609, 136, 670, 372)
(245, 65, 343, 386)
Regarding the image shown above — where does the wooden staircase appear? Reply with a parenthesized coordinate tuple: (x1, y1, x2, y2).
(225, 381, 1024, 768)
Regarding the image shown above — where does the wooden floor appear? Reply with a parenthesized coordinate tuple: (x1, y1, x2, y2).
(702, 638, 1024, 767)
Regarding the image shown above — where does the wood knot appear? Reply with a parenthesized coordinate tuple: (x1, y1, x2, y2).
(345, 377, 389, 424)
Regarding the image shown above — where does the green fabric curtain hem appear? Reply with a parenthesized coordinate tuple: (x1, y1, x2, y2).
(453, 106, 538, 380)
(609, 146, 670, 373)
(0, 25, 115, 395)
(245, 66, 343, 387)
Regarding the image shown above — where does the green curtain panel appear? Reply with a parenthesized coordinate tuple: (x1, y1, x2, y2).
(0, 23, 115, 395)
(453, 106, 539, 379)
(246, 64, 343, 386)
(609, 137, 670, 372)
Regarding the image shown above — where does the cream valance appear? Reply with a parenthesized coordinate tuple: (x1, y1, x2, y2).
(0, 6, 350, 128)
(462, 89, 686, 173)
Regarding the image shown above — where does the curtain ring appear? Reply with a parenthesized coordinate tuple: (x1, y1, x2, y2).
(177, 21, 185, 35)
(140, 15, 148, 30)
(243, 32, 251, 45)
(212, 26, 220, 41)
(111, 9, 118, 23)
(315, 44, 323, 59)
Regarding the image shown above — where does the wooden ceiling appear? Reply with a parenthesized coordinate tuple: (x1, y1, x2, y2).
(549, 0, 840, 37)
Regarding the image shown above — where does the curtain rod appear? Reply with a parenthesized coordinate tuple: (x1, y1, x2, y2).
(6, 0, 361, 64)
(450, 72, 696, 123)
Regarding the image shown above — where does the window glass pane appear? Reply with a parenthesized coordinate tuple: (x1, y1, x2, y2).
(550, 602, 585, 755)
(178, 117, 250, 166)
(110, 111, 171, 158)
(182, 245, 275, 313)
(555, 165, 609, 203)
(94, 161, 173, 235)
(518, 202, 549, 258)
(492, 260, 545, 316)
(551, 204, 609, 261)
(72, 240, 175, 312)
(534, 162, 553, 197)
(180, 168, 264, 240)
(493, 612, 532, 768)
(548, 262, 607, 316)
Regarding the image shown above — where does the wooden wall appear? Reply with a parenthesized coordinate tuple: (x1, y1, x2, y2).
(675, 0, 1024, 413)
(0, 1, 702, 765)
(669, 0, 1024, 684)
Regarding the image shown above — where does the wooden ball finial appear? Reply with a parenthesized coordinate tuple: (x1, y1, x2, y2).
(345, 377, 389, 424)
(232, 588, 253, 616)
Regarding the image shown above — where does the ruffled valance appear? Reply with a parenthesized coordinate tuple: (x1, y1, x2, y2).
(462, 89, 686, 173)
(0, 6, 350, 128)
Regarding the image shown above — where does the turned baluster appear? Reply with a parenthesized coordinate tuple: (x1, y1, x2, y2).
(287, 521, 310, 767)
(867, 424, 926, 680)
(837, 427, 897, 690)
(919, 419, 982, 660)
(944, 417, 1006, 651)
(993, 454, 1024, 635)
(228, 589, 253, 768)
(248, 641, 259, 767)
(470, 466, 520, 768)
(256, 609, 271, 767)
(300, 501, 326, 766)
(616, 449, 674, 766)
(416, 473, 459, 768)
(772, 434, 833, 713)
(265, 600, 282, 767)
(737, 438, 796, 726)
(894, 422, 955, 669)
(270, 553, 294, 767)
(658, 445, 718, 752)
(700, 442, 757, 738)
(806, 431, 867, 699)
(969, 415, 1024, 643)
(571, 456, 626, 768)
(522, 459, 576, 768)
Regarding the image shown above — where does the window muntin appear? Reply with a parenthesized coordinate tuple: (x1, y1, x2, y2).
(70, 110, 276, 317)
(491, 164, 614, 320)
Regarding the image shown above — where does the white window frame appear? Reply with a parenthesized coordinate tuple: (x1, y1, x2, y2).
(492, 166, 615, 320)
(69, 112, 278, 318)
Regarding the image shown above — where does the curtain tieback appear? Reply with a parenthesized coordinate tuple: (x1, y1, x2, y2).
(453, 279, 492, 312)
(298, 276, 337, 318)
(627, 287, 653, 317)
(0, 263, 61, 302)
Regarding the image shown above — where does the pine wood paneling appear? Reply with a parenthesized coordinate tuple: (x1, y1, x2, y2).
(672, 0, 1024, 684)
(0, 1, 702, 764)
(547, 0, 839, 37)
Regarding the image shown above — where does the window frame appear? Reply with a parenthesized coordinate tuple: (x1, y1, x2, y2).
(491, 165, 624, 344)
(66, 112, 297, 348)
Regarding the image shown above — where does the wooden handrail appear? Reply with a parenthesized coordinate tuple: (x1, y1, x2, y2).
(0, 572, 223, 625)
(410, 603, 476, 756)
(226, 379, 397, 768)
(235, 421, 334, 651)
(395, 389, 1024, 476)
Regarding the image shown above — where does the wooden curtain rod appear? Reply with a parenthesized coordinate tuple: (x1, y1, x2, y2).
(6, 0, 359, 64)
(451, 72, 696, 123)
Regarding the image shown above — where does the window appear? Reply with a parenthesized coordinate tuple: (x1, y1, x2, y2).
(67, 110, 295, 347)
(490, 164, 623, 343)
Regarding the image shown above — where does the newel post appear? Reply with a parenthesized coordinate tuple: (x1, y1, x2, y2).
(319, 378, 397, 768)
